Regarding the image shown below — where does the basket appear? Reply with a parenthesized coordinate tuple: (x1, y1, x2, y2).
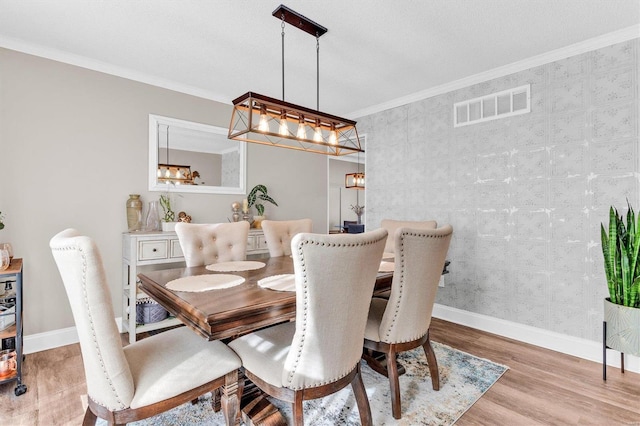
(136, 298, 168, 324)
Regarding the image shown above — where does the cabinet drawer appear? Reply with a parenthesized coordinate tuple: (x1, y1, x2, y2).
(170, 239, 183, 259)
(246, 236, 256, 251)
(256, 234, 267, 249)
(138, 240, 168, 261)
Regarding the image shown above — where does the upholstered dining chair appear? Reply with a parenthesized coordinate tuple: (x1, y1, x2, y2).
(49, 229, 242, 426)
(363, 224, 453, 419)
(261, 218, 312, 257)
(229, 228, 388, 426)
(175, 221, 250, 267)
(380, 219, 437, 258)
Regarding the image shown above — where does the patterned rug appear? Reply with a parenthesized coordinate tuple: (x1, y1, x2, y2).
(98, 342, 508, 425)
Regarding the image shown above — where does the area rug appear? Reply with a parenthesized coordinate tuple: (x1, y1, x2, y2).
(97, 342, 508, 425)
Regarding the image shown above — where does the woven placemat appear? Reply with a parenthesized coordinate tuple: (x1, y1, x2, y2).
(205, 261, 266, 272)
(166, 274, 245, 292)
(258, 274, 296, 292)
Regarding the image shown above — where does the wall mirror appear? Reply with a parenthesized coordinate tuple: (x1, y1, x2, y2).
(149, 114, 246, 194)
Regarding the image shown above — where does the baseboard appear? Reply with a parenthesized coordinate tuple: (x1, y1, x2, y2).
(23, 311, 640, 374)
(432, 304, 640, 374)
(22, 317, 123, 354)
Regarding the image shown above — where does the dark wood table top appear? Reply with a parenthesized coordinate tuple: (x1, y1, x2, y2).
(138, 256, 393, 341)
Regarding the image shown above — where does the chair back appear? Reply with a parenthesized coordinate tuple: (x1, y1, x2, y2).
(380, 219, 437, 255)
(175, 221, 250, 267)
(380, 225, 452, 344)
(50, 229, 134, 410)
(283, 228, 387, 390)
(261, 219, 312, 257)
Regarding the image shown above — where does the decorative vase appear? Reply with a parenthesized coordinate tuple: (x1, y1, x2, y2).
(252, 215, 265, 229)
(126, 194, 143, 231)
(604, 298, 640, 357)
(145, 201, 161, 232)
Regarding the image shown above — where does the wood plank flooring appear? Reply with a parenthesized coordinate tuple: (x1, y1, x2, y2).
(1, 318, 638, 425)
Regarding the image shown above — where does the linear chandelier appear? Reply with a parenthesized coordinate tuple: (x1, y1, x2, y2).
(228, 5, 362, 156)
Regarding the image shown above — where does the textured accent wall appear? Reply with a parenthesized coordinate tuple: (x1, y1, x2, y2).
(358, 39, 639, 342)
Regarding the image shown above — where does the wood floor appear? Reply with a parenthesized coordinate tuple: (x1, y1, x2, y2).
(1, 318, 638, 425)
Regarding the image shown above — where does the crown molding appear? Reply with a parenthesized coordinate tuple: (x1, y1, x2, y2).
(348, 25, 640, 119)
(0, 35, 232, 104)
(1, 24, 638, 119)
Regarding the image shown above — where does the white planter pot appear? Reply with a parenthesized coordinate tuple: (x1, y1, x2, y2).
(604, 297, 640, 357)
(161, 221, 176, 232)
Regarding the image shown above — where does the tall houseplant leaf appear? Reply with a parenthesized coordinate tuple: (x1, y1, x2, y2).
(601, 204, 640, 308)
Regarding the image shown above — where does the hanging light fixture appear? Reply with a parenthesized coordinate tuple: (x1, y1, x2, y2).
(156, 124, 193, 185)
(228, 4, 362, 156)
(345, 151, 365, 190)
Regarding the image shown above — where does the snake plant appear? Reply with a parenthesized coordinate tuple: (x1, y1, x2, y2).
(247, 184, 278, 216)
(601, 202, 640, 308)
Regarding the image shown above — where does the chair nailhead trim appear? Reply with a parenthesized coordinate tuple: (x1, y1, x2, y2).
(285, 232, 387, 388)
(53, 244, 127, 410)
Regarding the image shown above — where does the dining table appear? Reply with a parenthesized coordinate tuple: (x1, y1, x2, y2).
(137, 255, 394, 425)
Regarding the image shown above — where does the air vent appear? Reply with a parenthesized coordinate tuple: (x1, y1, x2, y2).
(454, 84, 530, 127)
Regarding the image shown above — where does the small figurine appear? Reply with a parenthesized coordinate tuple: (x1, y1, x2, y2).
(178, 211, 192, 223)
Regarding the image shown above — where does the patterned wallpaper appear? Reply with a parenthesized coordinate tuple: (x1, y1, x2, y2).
(358, 39, 639, 342)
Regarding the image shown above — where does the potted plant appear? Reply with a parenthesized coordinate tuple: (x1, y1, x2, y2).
(0, 211, 4, 230)
(247, 184, 278, 228)
(601, 202, 640, 377)
(159, 194, 176, 232)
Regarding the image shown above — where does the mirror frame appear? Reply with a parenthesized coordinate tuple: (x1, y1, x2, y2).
(148, 114, 247, 194)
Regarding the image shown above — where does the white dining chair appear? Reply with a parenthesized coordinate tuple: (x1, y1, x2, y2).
(261, 218, 312, 257)
(363, 224, 453, 419)
(49, 229, 242, 426)
(229, 228, 388, 425)
(380, 219, 437, 257)
(175, 221, 250, 267)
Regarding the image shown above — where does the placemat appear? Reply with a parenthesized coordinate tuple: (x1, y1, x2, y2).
(205, 261, 266, 272)
(258, 274, 296, 292)
(378, 261, 395, 272)
(166, 274, 245, 292)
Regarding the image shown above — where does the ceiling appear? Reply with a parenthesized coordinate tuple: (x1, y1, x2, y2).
(0, 1, 638, 117)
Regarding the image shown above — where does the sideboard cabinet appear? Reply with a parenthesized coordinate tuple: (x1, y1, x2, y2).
(122, 229, 268, 343)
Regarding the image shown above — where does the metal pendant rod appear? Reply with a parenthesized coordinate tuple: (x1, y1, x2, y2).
(281, 17, 285, 101)
(316, 35, 320, 111)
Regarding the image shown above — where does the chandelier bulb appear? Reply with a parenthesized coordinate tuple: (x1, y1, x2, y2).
(329, 124, 337, 145)
(297, 116, 306, 139)
(279, 112, 288, 136)
(313, 120, 323, 142)
(258, 105, 269, 132)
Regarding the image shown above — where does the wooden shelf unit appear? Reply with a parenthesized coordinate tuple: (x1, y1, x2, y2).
(0, 258, 26, 396)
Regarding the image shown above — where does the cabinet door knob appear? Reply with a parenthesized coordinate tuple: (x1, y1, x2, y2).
(152, 248, 157, 252)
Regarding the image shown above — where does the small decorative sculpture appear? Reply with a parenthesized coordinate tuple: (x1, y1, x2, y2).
(178, 211, 192, 223)
(231, 202, 241, 222)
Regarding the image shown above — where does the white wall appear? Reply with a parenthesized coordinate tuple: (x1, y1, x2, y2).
(0, 48, 327, 336)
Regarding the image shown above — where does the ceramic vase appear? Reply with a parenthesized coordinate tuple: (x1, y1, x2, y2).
(126, 194, 143, 231)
